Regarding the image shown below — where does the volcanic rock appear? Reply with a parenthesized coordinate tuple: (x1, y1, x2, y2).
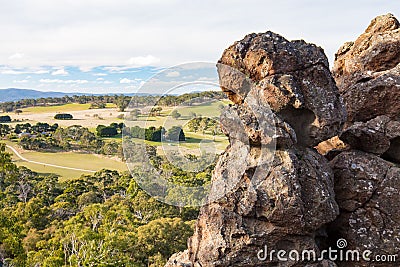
(339, 115, 393, 155)
(218, 32, 346, 146)
(329, 151, 400, 267)
(167, 30, 345, 267)
(333, 13, 400, 123)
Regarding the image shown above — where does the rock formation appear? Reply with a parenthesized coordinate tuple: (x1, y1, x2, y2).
(167, 13, 399, 267)
(219, 31, 346, 147)
(327, 13, 400, 267)
(167, 31, 346, 267)
(332, 13, 400, 123)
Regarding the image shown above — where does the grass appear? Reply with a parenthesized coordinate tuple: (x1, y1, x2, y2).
(1, 100, 231, 179)
(21, 103, 92, 113)
(3, 141, 128, 181)
(129, 131, 228, 156)
(177, 100, 229, 118)
(124, 100, 230, 130)
(105, 103, 117, 108)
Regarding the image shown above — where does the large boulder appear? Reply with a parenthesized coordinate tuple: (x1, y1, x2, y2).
(329, 151, 400, 267)
(333, 13, 400, 123)
(339, 115, 400, 162)
(186, 148, 338, 267)
(218, 31, 346, 147)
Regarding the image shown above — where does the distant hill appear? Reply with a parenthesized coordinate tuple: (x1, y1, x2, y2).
(0, 88, 147, 102)
(0, 88, 78, 102)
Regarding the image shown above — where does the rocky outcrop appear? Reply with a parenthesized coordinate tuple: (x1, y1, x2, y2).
(328, 13, 400, 267)
(167, 31, 345, 267)
(167, 13, 400, 267)
(333, 13, 400, 123)
(219, 32, 346, 146)
(185, 148, 338, 267)
(329, 151, 400, 267)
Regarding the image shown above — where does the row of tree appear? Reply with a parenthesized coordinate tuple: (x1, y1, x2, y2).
(126, 125, 186, 142)
(0, 91, 226, 113)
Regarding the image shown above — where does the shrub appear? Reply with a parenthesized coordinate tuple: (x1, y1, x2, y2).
(97, 126, 118, 137)
(54, 113, 73, 120)
(0, 115, 11, 123)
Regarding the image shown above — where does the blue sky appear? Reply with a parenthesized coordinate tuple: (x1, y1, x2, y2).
(0, 0, 398, 94)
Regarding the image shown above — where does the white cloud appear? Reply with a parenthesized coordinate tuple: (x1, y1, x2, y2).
(95, 78, 113, 84)
(1, 69, 22, 75)
(51, 68, 69, 76)
(0, 1, 397, 70)
(166, 71, 180, 77)
(127, 55, 160, 67)
(13, 79, 29, 83)
(33, 70, 50, 74)
(0, 68, 49, 75)
(102, 66, 143, 74)
(120, 78, 134, 84)
(8, 53, 24, 60)
(40, 79, 88, 84)
(79, 66, 93, 72)
(93, 73, 108, 76)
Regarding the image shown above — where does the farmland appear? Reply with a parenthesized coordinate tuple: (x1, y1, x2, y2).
(0, 98, 230, 180)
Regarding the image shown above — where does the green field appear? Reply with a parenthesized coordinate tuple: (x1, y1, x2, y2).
(3, 141, 128, 181)
(1, 100, 230, 180)
(177, 100, 230, 118)
(21, 103, 92, 113)
(125, 100, 229, 129)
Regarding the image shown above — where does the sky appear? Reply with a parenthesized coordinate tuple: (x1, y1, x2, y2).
(0, 0, 398, 94)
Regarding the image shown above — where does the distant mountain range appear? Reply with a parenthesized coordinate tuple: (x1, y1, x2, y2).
(0, 88, 148, 102)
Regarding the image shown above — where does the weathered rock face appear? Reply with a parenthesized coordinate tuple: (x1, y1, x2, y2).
(328, 13, 400, 267)
(218, 31, 346, 147)
(333, 13, 400, 123)
(339, 115, 400, 161)
(167, 13, 400, 267)
(329, 151, 400, 267)
(185, 148, 338, 267)
(167, 31, 345, 267)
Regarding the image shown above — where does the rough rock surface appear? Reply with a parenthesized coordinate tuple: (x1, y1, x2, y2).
(316, 136, 348, 160)
(184, 148, 338, 267)
(328, 14, 400, 267)
(167, 31, 345, 267)
(333, 13, 400, 123)
(218, 31, 346, 146)
(340, 115, 400, 160)
(167, 13, 400, 267)
(329, 151, 400, 267)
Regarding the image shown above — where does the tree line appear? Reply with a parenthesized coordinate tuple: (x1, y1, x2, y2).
(0, 91, 226, 113)
(126, 125, 186, 142)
